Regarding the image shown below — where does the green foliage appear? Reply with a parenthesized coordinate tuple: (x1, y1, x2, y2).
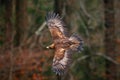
(42, 66, 53, 76)
(27, 0, 54, 36)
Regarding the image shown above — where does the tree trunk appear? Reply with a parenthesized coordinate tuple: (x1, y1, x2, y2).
(104, 0, 117, 80)
(14, 0, 28, 46)
(4, 0, 13, 49)
(54, 0, 64, 16)
(115, 0, 120, 79)
(54, 0, 78, 32)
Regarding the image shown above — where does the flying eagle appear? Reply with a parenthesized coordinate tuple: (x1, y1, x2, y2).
(46, 12, 83, 75)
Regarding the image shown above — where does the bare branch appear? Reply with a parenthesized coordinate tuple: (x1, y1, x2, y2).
(35, 22, 46, 35)
(71, 55, 90, 68)
(95, 53, 119, 65)
(79, 0, 92, 19)
(77, 55, 90, 62)
(9, 30, 15, 80)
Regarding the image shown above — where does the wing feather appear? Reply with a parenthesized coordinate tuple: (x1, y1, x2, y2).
(46, 12, 68, 40)
(52, 48, 73, 75)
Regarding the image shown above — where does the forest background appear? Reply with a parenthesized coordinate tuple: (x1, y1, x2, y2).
(0, 0, 120, 80)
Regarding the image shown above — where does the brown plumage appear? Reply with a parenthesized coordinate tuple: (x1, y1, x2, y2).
(46, 12, 83, 75)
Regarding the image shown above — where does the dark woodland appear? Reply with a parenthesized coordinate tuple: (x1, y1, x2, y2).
(0, 0, 120, 80)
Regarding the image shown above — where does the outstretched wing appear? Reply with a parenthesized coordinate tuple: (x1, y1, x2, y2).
(46, 12, 68, 40)
(52, 48, 73, 75)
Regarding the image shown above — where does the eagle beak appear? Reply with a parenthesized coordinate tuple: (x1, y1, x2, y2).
(46, 43, 55, 49)
(46, 46, 50, 49)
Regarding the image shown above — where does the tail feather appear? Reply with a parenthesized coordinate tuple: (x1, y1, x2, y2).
(69, 33, 84, 52)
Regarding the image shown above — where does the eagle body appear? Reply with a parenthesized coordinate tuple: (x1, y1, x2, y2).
(46, 12, 83, 75)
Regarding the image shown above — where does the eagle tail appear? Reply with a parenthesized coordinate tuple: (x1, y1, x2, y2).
(69, 33, 84, 52)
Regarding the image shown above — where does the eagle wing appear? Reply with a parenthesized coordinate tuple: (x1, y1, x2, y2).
(46, 12, 68, 41)
(52, 48, 73, 75)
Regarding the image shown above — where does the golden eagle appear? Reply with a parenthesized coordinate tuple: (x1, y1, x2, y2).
(46, 12, 83, 75)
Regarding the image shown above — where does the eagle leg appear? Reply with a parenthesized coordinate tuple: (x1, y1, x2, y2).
(46, 43, 55, 49)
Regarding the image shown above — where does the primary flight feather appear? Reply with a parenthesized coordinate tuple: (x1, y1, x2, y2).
(46, 12, 83, 75)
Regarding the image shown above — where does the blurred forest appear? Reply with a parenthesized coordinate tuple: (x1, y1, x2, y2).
(0, 0, 120, 80)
